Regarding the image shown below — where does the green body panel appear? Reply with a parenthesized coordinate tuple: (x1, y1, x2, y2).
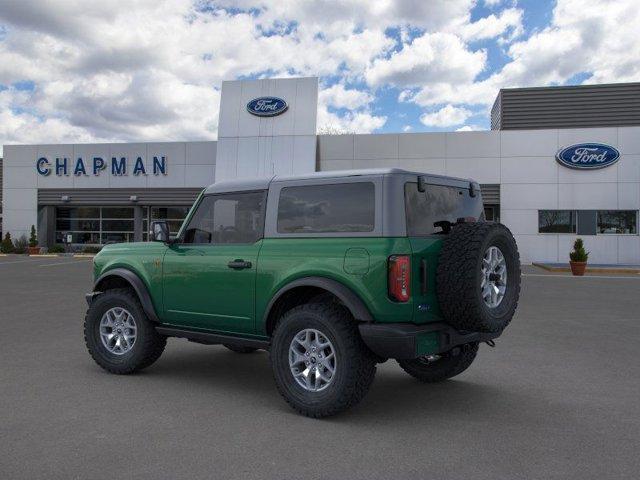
(254, 237, 413, 335)
(407, 237, 445, 322)
(161, 241, 261, 334)
(93, 242, 168, 315)
(92, 236, 446, 338)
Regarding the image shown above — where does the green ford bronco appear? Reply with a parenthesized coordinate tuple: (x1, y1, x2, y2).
(84, 168, 520, 417)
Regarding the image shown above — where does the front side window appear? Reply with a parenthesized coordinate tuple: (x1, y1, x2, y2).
(182, 191, 266, 244)
(277, 182, 375, 234)
(538, 210, 577, 233)
(597, 210, 637, 234)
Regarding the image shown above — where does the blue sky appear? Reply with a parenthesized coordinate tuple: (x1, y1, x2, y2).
(0, 0, 638, 151)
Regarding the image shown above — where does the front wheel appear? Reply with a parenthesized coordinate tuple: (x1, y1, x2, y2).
(84, 288, 166, 374)
(270, 303, 377, 418)
(397, 343, 479, 383)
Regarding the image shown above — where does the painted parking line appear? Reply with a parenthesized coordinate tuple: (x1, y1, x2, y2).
(39, 260, 92, 267)
(0, 258, 57, 265)
(523, 273, 640, 280)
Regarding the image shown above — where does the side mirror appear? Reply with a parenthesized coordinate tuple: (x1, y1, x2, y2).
(151, 221, 170, 243)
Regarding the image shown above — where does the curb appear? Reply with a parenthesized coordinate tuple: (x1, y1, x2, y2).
(532, 262, 640, 275)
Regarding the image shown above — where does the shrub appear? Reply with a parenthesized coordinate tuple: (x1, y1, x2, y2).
(13, 235, 28, 254)
(29, 225, 38, 247)
(1, 233, 14, 253)
(48, 244, 66, 254)
(82, 246, 102, 254)
(569, 238, 589, 262)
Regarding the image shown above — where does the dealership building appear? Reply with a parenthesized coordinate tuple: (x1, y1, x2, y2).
(1, 78, 639, 264)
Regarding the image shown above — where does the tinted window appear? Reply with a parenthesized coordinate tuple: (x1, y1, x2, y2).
(183, 192, 266, 244)
(597, 210, 637, 234)
(405, 182, 481, 235)
(538, 210, 576, 233)
(277, 183, 375, 234)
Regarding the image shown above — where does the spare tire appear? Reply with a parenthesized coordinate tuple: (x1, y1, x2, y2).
(436, 222, 521, 333)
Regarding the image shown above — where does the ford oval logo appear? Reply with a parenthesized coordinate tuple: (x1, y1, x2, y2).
(246, 97, 288, 117)
(556, 143, 620, 170)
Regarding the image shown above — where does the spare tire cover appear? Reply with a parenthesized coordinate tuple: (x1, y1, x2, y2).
(436, 222, 521, 333)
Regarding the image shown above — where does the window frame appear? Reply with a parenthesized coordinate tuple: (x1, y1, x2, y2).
(176, 190, 268, 246)
(265, 177, 383, 238)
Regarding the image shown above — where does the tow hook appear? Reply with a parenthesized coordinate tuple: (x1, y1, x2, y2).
(485, 339, 496, 348)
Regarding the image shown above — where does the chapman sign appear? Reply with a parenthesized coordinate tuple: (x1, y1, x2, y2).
(556, 143, 620, 170)
(246, 97, 288, 117)
(36, 156, 168, 177)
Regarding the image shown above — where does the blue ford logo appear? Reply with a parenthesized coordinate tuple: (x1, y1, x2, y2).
(247, 97, 288, 117)
(556, 143, 620, 170)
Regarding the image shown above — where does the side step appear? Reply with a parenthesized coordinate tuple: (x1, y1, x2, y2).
(156, 326, 270, 350)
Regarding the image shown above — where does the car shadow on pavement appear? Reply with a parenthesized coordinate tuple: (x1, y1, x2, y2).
(116, 343, 543, 425)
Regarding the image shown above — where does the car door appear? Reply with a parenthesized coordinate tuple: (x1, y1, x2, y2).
(162, 190, 266, 334)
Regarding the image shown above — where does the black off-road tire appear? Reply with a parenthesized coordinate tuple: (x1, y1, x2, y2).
(397, 343, 479, 383)
(84, 288, 167, 374)
(223, 344, 258, 354)
(437, 222, 521, 333)
(270, 303, 377, 418)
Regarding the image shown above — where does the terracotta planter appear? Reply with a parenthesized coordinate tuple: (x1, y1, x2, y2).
(27, 246, 41, 255)
(570, 261, 587, 276)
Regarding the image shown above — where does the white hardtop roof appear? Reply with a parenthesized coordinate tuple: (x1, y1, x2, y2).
(204, 168, 473, 194)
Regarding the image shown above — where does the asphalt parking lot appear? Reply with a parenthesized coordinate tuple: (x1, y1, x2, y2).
(1, 256, 639, 479)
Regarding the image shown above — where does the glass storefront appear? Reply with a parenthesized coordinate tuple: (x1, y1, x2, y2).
(143, 206, 190, 241)
(55, 205, 190, 245)
(56, 207, 135, 244)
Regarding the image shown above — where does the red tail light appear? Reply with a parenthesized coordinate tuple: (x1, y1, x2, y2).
(388, 255, 411, 302)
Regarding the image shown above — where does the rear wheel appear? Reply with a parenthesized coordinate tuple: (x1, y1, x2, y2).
(84, 288, 166, 374)
(397, 343, 479, 383)
(223, 344, 258, 354)
(270, 303, 376, 418)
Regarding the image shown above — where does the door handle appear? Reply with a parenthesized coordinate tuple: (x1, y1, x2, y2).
(228, 259, 252, 270)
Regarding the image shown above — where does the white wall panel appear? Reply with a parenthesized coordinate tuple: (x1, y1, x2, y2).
(185, 141, 216, 166)
(397, 157, 446, 175)
(3, 166, 36, 189)
(292, 136, 316, 175)
(501, 156, 558, 184)
(502, 184, 558, 209)
(2, 144, 38, 167)
(317, 135, 354, 160)
(617, 182, 640, 209)
(558, 235, 619, 264)
(513, 234, 558, 263)
(500, 209, 539, 235)
(500, 129, 558, 157)
(617, 154, 640, 183)
(398, 133, 446, 159)
(217, 81, 242, 138)
(618, 236, 640, 264)
(446, 131, 500, 158)
(354, 134, 398, 160)
(618, 127, 640, 155)
(558, 183, 618, 209)
(446, 157, 500, 183)
(558, 128, 618, 148)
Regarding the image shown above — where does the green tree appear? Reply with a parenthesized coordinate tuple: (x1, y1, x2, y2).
(569, 238, 589, 262)
(29, 225, 38, 247)
(1, 232, 15, 253)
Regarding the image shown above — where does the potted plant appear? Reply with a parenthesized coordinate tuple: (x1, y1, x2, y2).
(569, 238, 589, 276)
(28, 225, 40, 255)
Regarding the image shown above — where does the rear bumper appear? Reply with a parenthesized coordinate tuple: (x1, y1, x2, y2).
(359, 322, 500, 360)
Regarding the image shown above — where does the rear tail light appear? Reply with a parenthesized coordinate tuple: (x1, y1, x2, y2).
(388, 255, 411, 302)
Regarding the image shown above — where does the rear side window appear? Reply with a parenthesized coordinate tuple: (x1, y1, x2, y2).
(405, 182, 481, 235)
(277, 182, 375, 233)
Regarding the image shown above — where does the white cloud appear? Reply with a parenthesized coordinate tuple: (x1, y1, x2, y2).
(319, 84, 373, 110)
(420, 105, 472, 127)
(458, 7, 523, 42)
(366, 32, 486, 88)
(456, 124, 484, 131)
(402, 125, 412, 132)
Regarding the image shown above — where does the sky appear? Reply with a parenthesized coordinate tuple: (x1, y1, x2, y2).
(0, 0, 639, 155)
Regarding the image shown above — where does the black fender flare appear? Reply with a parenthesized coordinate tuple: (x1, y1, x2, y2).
(263, 276, 373, 325)
(93, 268, 160, 323)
